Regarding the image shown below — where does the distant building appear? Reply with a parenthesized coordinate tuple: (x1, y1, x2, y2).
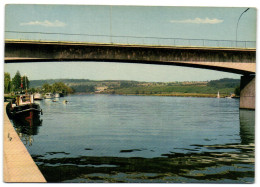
(95, 86, 108, 93)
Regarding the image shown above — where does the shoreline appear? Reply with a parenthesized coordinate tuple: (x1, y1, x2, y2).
(4, 92, 239, 99)
(71, 92, 239, 98)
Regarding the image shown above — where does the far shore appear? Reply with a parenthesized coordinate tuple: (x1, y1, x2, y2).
(4, 92, 239, 99)
(73, 92, 239, 98)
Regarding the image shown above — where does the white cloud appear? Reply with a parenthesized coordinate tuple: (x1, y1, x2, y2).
(170, 17, 223, 24)
(20, 20, 66, 27)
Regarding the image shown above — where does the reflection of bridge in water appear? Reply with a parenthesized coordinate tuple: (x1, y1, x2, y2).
(5, 31, 256, 109)
(239, 110, 255, 145)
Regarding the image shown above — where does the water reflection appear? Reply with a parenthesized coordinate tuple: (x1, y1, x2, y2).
(12, 115, 42, 146)
(239, 110, 255, 144)
(11, 96, 254, 183)
(33, 142, 254, 183)
(32, 109, 254, 183)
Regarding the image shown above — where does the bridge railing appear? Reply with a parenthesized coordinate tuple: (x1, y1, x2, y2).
(5, 31, 256, 49)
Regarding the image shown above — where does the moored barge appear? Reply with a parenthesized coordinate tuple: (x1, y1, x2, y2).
(7, 94, 42, 121)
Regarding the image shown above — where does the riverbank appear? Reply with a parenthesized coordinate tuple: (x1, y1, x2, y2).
(72, 92, 238, 98)
(3, 102, 46, 182)
(110, 93, 223, 98)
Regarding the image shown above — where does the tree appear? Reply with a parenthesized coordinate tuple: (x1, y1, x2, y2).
(4, 72, 11, 93)
(12, 71, 21, 91)
(42, 82, 74, 94)
(51, 82, 74, 94)
(22, 75, 30, 90)
(86, 85, 95, 93)
(42, 83, 52, 93)
(120, 82, 132, 88)
(51, 82, 64, 93)
(234, 86, 240, 96)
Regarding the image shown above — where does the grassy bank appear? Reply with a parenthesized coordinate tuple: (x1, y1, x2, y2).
(103, 84, 235, 97)
(113, 93, 220, 98)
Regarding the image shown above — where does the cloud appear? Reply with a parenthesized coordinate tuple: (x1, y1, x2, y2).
(170, 17, 223, 24)
(20, 20, 66, 27)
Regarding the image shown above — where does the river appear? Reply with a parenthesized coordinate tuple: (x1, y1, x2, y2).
(11, 94, 255, 183)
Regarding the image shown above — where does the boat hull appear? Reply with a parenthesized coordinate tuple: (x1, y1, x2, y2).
(45, 97, 53, 99)
(55, 93, 60, 98)
(34, 93, 43, 100)
(7, 103, 42, 121)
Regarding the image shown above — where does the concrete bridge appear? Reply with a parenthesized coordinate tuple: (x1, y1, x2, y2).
(5, 40, 256, 109)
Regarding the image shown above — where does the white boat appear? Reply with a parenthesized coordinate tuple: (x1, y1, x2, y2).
(55, 93, 60, 98)
(45, 93, 54, 99)
(217, 91, 220, 98)
(34, 93, 43, 100)
(225, 93, 234, 99)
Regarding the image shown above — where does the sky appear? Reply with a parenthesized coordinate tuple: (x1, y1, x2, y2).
(3, 4, 257, 82)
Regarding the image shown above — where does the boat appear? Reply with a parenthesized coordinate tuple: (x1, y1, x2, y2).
(54, 93, 60, 98)
(217, 91, 220, 98)
(45, 93, 54, 99)
(225, 93, 235, 99)
(7, 94, 42, 121)
(34, 93, 43, 100)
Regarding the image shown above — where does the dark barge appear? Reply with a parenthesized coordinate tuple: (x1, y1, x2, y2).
(7, 94, 42, 122)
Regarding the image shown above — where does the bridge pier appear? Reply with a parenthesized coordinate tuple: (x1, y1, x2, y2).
(240, 74, 255, 110)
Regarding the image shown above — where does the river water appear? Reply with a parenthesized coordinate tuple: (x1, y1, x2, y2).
(12, 94, 255, 183)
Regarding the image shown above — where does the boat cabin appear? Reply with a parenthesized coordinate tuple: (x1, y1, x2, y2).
(15, 94, 34, 106)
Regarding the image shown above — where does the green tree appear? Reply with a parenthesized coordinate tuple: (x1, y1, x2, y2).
(29, 87, 36, 93)
(42, 83, 52, 93)
(43, 82, 74, 94)
(4, 72, 11, 93)
(120, 82, 132, 88)
(12, 71, 21, 91)
(51, 82, 64, 93)
(234, 86, 240, 96)
(86, 85, 95, 93)
(22, 75, 30, 90)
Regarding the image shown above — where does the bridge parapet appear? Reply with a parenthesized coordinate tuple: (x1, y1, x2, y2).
(5, 31, 256, 49)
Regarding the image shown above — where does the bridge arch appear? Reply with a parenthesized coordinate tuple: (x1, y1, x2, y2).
(5, 40, 256, 75)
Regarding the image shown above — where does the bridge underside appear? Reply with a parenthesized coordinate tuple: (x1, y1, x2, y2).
(5, 40, 256, 75)
(5, 57, 255, 75)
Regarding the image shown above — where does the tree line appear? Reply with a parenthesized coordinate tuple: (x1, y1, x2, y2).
(4, 71, 74, 95)
(4, 71, 29, 93)
(40, 82, 74, 94)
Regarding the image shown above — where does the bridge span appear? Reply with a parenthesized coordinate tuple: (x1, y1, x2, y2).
(5, 40, 256, 109)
